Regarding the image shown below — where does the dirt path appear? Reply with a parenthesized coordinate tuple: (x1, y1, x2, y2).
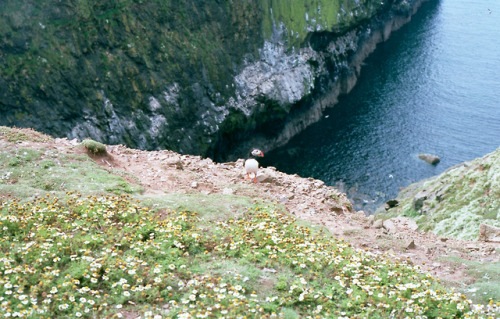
(88, 143, 499, 292)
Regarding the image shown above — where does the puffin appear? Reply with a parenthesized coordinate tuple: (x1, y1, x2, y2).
(245, 149, 264, 183)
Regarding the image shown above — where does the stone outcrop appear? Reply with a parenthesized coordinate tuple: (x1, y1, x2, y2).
(478, 224, 500, 242)
(0, 0, 433, 161)
(418, 153, 441, 165)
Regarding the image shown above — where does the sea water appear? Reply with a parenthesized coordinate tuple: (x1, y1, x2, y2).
(263, 0, 500, 213)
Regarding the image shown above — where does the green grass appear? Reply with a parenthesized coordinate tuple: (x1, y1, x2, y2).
(1, 194, 499, 318)
(0, 146, 143, 200)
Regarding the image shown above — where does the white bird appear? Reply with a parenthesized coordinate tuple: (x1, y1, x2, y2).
(245, 149, 264, 183)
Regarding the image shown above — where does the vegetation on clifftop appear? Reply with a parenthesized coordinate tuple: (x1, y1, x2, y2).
(1, 194, 498, 318)
(261, 0, 388, 47)
(1, 129, 499, 318)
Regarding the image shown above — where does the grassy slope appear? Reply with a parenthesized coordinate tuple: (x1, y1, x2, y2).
(385, 147, 500, 240)
(1, 126, 499, 318)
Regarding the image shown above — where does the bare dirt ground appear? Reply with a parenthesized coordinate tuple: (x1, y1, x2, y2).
(4, 129, 500, 296)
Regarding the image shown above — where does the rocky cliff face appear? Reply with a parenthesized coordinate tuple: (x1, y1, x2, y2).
(0, 0, 430, 160)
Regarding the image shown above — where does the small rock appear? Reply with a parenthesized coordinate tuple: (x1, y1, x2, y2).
(314, 180, 325, 187)
(412, 191, 428, 211)
(391, 217, 418, 231)
(263, 268, 277, 273)
(439, 237, 448, 242)
(406, 240, 416, 250)
(279, 195, 289, 203)
(418, 153, 441, 165)
(383, 219, 396, 233)
(165, 157, 183, 170)
(465, 244, 479, 251)
(256, 173, 274, 183)
(190, 182, 198, 188)
(478, 223, 500, 242)
(354, 210, 367, 220)
(235, 159, 245, 168)
(373, 219, 384, 229)
(222, 188, 234, 195)
(367, 214, 375, 225)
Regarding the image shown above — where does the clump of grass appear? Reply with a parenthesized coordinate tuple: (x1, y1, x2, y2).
(81, 139, 107, 155)
(0, 193, 498, 318)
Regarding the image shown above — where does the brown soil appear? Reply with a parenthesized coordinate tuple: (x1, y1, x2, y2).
(94, 143, 500, 292)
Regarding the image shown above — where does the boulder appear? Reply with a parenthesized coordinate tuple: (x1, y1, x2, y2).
(418, 153, 440, 165)
(412, 191, 428, 211)
(478, 224, 500, 242)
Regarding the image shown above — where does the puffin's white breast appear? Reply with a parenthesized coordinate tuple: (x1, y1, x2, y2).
(245, 158, 259, 173)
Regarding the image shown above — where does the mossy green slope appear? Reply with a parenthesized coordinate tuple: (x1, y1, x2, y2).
(0, 127, 144, 199)
(261, 0, 388, 47)
(0, 0, 264, 153)
(384, 147, 500, 240)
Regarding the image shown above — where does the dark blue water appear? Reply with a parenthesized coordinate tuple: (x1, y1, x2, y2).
(263, 0, 500, 213)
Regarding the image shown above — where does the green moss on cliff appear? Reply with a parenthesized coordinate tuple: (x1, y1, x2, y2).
(0, 0, 265, 149)
(261, 0, 388, 48)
